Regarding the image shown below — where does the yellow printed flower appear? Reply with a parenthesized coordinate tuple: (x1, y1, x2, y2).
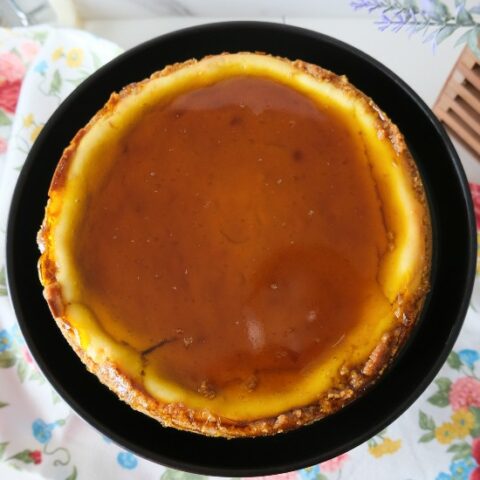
(51, 47, 63, 61)
(368, 437, 402, 457)
(435, 422, 457, 444)
(66, 48, 83, 68)
(23, 113, 34, 127)
(451, 408, 475, 438)
(382, 438, 402, 454)
(368, 443, 384, 458)
(30, 124, 42, 142)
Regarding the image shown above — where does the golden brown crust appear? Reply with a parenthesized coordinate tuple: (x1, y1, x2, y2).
(38, 52, 431, 437)
(45, 290, 370, 437)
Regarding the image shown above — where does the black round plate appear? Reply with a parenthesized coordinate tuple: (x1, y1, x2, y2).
(6, 22, 477, 476)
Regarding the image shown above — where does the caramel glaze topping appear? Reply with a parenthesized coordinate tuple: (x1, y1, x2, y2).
(74, 76, 389, 399)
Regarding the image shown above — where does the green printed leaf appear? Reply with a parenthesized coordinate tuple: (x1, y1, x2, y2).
(368, 439, 376, 448)
(65, 466, 77, 480)
(419, 410, 436, 430)
(447, 351, 462, 370)
(32, 31, 48, 43)
(51, 390, 62, 404)
(8, 449, 34, 464)
(435, 377, 452, 392)
(451, 442, 472, 460)
(161, 469, 208, 480)
(419, 431, 435, 442)
(0, 267, 6, 285)
(17, 359, 27, 383)
(0, 351, 16, 368)
(0, 110, 12, 126)
(447, 441, 469, 452)
(50, 69, 62, 95)
(318, 474, 328, 480)
(29, 369, 44, 382)
(0, 442, 8, 459)
(428, 390, 450, 407)
(469, 406, 480, 436)
(0, 401, 8, 408)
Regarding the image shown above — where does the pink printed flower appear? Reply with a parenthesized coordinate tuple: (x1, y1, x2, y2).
(471, 468, 480, 480)
(450, 377, 480, 411)
(320, 453, 349, 472)
(19, 41, 40, 61)
(29, 450, 42, 464)
(22, 346, 33, 364)
(0, 79, 21, 113)
(473, 437, 480, 464)
(470, 183, 480, 230)
(250, 472, 298, 480)
(0, 137, 7, 154)
(0, 52, 25, 82)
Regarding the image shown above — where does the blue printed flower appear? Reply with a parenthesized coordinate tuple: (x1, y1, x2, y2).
(299, 465, 321, 480)
(459, 350, 480, 369)
(0, 330, 13, 352)
(449, 457, 476, 480)
(117, 451, 138, 470)
(435, 473, 452, 480)
(32, 419, 57, 444)
(11, 324, 25, 346)
(34, 60, 48, 74)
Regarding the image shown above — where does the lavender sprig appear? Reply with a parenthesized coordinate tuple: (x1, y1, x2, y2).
(350, 0, 480, 57)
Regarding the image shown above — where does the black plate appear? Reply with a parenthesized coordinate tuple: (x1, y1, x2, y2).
(6, 21, 477, 476)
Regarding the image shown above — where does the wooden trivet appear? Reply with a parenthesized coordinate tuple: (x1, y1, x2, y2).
(433, 45, 480, 159)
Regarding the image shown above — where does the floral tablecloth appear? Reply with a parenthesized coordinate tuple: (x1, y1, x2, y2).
(1, 25, 480, 480)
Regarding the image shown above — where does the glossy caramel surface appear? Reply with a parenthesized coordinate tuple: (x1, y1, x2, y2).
(74, 76, 388, 399)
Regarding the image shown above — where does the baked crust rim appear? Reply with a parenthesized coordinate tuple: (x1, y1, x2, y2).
(37, 52, 431, 438)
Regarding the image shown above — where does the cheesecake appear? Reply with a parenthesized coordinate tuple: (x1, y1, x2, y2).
(37, 52, 431, 437)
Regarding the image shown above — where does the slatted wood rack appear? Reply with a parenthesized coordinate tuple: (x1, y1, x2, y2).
(433, 46, 480, 159)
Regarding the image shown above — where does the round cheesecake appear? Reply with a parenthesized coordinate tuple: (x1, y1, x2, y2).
(37, 52, 431, 437)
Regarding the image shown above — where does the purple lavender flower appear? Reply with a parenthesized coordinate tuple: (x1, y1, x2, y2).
(350, 0, 480, 56)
